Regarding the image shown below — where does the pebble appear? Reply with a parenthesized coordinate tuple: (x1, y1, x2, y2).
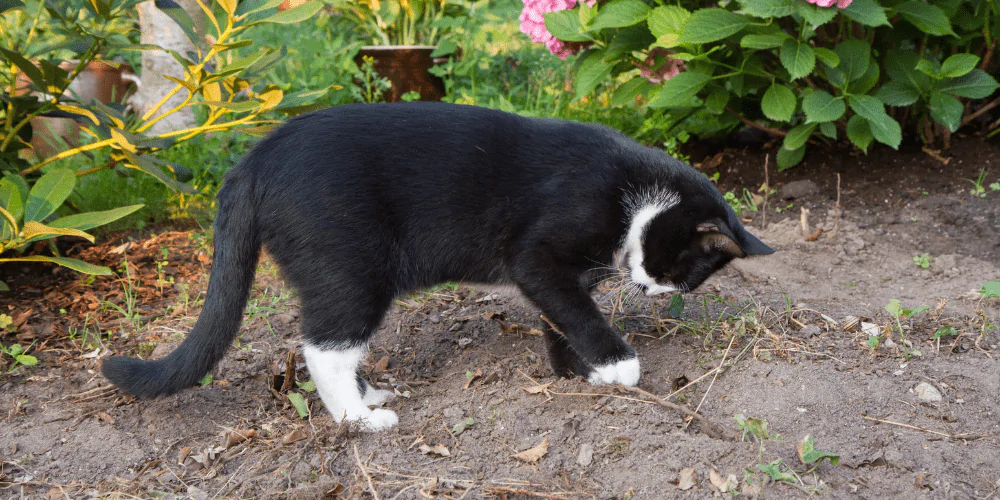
(778, 180, 820, 200)
(577, 443, 594, 467)
(914, 382, 942, 403)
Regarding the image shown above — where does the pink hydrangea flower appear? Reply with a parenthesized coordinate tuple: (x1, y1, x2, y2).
(636, 48, 686, 84)
(520, 0, 596, 59)
(806, 0, 852, 7)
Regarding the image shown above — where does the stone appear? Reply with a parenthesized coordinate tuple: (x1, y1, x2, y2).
(577, 443, 594, 467)
(915, 382, 942, 403)
(778, 180, 819, 200)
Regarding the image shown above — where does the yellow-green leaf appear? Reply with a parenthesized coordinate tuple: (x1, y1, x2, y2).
(21, 221, 96, 243)
(258, 87, 283, 110)
(0, 256, 113, 275)
(110, 128, 136, 153)
(0, 205, 19, 236)
(163, 74, 198, 93)
(217, 0, 236, 16)
(202, 82, 222, 102)
(55, 104, 100, 125)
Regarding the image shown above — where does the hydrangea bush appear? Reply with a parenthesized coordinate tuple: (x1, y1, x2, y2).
(522, 0, 1000, 169)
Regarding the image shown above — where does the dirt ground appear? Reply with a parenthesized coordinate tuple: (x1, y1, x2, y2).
(1, 137, 999, 499)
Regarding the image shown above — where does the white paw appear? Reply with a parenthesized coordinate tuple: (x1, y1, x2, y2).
(362, 388, 395, 407)
(359, 409, 399, 432)
(587, 357, 641, 387)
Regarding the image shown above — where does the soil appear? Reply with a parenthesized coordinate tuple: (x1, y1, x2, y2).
(1, 137, 999, 499)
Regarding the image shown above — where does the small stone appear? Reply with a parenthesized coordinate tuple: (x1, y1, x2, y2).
(275, 313, 296, 325)
(799, 325, 821, 337)
(443, 407, 464, 420)
(778, 180, 819, 200)
(915, 382, 942, 403)
(577, 443, 594, 467)
(429, 314, 441, 324)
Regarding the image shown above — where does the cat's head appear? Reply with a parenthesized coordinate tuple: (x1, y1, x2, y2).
(619, 185, 774, 296)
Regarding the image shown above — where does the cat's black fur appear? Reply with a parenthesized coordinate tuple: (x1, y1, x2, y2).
(102, 103, 772, 418)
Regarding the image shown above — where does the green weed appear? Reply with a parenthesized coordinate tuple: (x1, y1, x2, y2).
(913, 253, 932, 269)
(884, 299, 929, 359)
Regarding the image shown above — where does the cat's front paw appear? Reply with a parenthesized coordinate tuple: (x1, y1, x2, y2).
(353, 409, 399, 432)
(587, 357, 640, 386)
(362, 388, 396, 406)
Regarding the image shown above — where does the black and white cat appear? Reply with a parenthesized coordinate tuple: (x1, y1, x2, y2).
(102, 102, 773, 431)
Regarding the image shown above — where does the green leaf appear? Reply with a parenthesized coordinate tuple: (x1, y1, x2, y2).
(841, 0, 890, 26)
(929, 92, 963, 132)
(452, 417, 475, 436)
(217, 0, 236, 16)
(802, 91, 846, 123)
(814, 47, 839, 68)
(761, 84, 796, 122)
(0, 255, 113, 275)
(296, 379, 316, 392)
(15, 354, 38, 367)
(940, 54, 979, 78)
(820, 121, 837, 139)
(235, 0, 284, 16)
(287, 392, 309, 418)
(895, 1, 956, 36)
(797, 435, 840, 466)
(0, 0, 26, 13)
(915, 58, 941, 78)
(848, 57, 880, 94)
(199, 373, 213, 386)
(780, 39, 815, 80)
(668, 294, 684, 318)
(25, 169, 75, 222)
(884, 298, 902, 317)
(0, 178, 24, 228)
(885, 50, 933, 94)
(590, 0, 650, 31)
(932, 325, 958, 340)
(612, 78, 652, 107)
(846, 115, 874, 152)
(120, 151, 197, 194)
(153, 0, 201, 47)
(735, 414, 773, 441)
(740, 33, 788, 50)
(242, 45, 288, 79)
(737, 0, 798, 18)
(776, 145, 806, 171)
(48, 204, 144, 231)
(648, 72, 711, 108)
(605, 24, 655, 59)
(835, 39, 870, 82)
(4, 173, 29, 206)
(255, 1, 322, 24)
(0, 47, 44, 91)
(849, 95, 901, 149)
(678, 9, 748, 44)
(647, 5, 689, 37)
(798, 3, 838, 27)
(783, 123, 816, 151)
(575, 50, 615, 99)
(938, 70, 1000, 99)
(981, 280, 1000, 298)
(876, 81, 920, 106)
(545, 10, 591, 42)
(758, 459, 797, 482)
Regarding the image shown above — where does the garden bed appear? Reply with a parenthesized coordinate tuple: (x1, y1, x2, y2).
(1, 139, 998, 498)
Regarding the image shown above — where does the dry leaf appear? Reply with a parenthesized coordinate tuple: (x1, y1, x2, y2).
(282, 429, 308, 445)
(177, 446, 194, 465)
(521, 382, 553, 395)
(708, 467, 737, 493)
(511, 437, 549, 464)
(373, 355, 390, 372)
(96, 412, 115, 425)
(464, 369, 483, 390)
(419, 444, 451, 457)
(223, 428, 256, 449)
(677, 467, 697, 490)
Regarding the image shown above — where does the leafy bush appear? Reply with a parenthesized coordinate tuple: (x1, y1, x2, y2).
(532, 0, 1000, 169)
(0, 0, 332, 278)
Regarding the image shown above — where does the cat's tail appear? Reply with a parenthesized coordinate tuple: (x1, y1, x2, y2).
(101, 170, 260, 398)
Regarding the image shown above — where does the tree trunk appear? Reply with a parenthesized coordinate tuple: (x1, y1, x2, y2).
(132, 0, 204, 135)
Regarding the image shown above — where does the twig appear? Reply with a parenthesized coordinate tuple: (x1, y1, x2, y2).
(354, 444, 380, 500)
(687, 334, 736, 426)
(619, 386, 726, 440)
(962, 94, 1000, 126)
(862, 416, 984, 440)
(725, 107, 788, 136)
(761, 154, 770, 230)
(482, 486, 580, 499)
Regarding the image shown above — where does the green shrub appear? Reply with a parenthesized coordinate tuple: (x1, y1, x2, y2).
(535, 0, 1000, 169)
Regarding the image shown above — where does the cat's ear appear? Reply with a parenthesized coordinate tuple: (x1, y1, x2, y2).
(696, 220, 775, 257)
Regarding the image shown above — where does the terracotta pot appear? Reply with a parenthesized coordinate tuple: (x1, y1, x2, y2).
(356, 46, 448, 103)
(14, 60, 138, 157)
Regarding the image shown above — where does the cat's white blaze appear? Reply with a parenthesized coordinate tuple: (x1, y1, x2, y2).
(303, 344, 398, 431)
(587, 357, 641, 386)
(623, 191, 680, 293)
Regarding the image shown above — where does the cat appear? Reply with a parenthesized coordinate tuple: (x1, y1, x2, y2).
(102, 102, 774, 431)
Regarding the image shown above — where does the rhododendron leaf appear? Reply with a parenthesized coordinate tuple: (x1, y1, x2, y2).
(647, 5, 688, 38)
(939, 53, 979, 78)
(545, 10, 591, 42)
(783, 123, 816, 151)
(737, 0, 797, 18)
(847, 115, 874, 153)
(590, 0, 650, 32)
(776, 145, 805, 171)
(842, 0, 889, 27)
(876, 82, 920, 106)
(929, 92, 963, 132)
(678, 9, 748, 44)
(761, 84, 795, 122)
(802, 91, 846, 123)
(740, 33, 788, 50)
(884, 50, 933, 94)
(814, 47, 839, 68)
(780, 39, 815, 80)
(938, 70, 1000, 99)
(575, 50, 615, 98)
(895, 1, 956, 37)
(819, 122, 837, 139)
(848, 95, 901, 149)
(611, 78, 653, 107)
(847, 57, 879, 94)
(648, 72, 710, 108)
(835, 39, 870, 82)
(798, 3, 838, 27)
